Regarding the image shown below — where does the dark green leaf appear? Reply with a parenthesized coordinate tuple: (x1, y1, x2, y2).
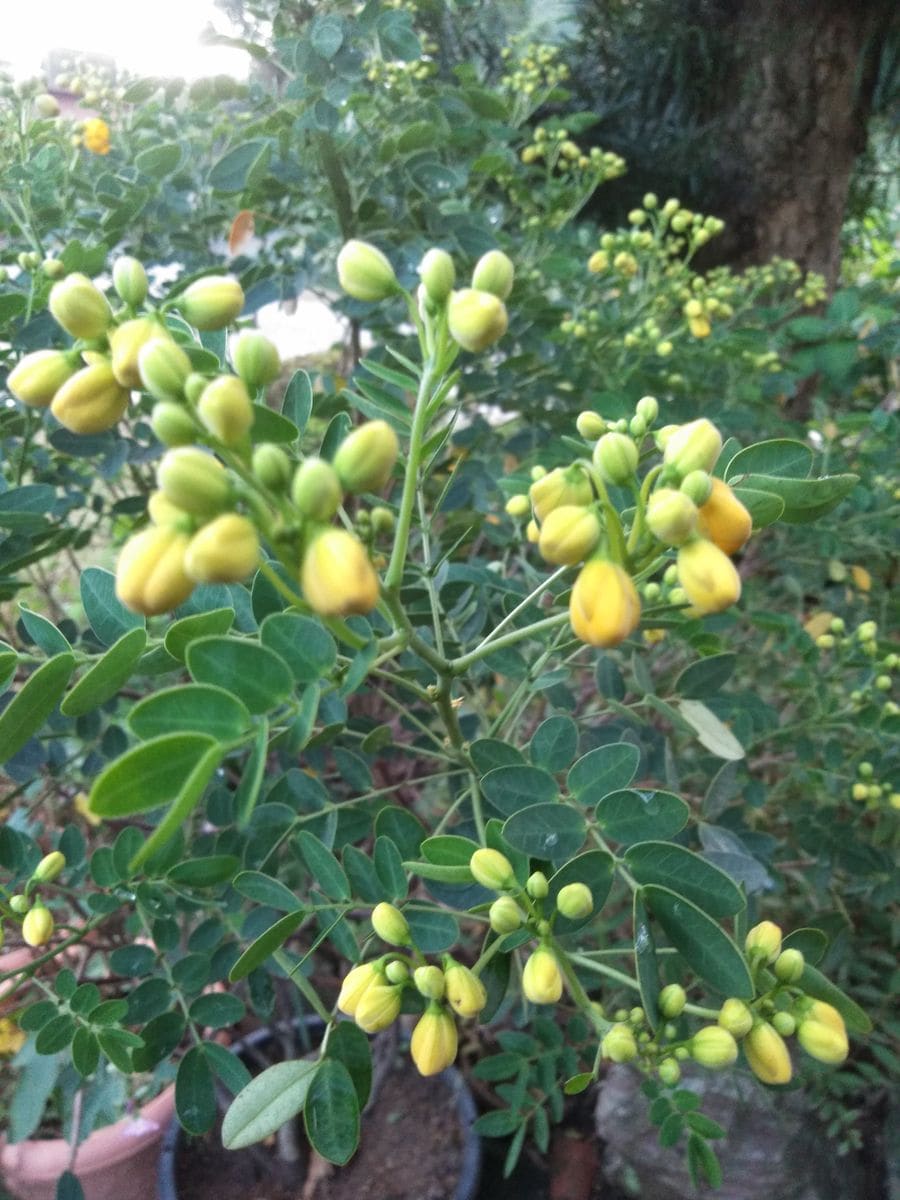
(642, 885, 752, 997)
(187, 637, 294, 714)
(502, 803, 586, 861)
(61, 627, 147, 717)
(260, 613, 337, 683)
(0, 653, 75, 764)
(481, 764, 558, 816)
(530, 716, 578, 772)
(567, 742, 640, 800)
(176, 1045, 217, 1135)
(229, 910, 306, 981)
(223, 1059, 319, 1149)
(596, 790, 689, 844)
(625, 842, 745, 917)
(128, 683, 251, 740)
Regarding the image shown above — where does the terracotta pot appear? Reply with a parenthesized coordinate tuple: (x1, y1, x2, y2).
(1, 1084, 175, 1200)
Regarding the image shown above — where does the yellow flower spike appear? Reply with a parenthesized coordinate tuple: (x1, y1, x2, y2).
(569, 559, 641, 648)
(697, 478, 752, 556)
(300, 528, 380, 618)
(184, 514, 259, 584)
(537, 505, 601, 566)
(744, 1021, 793, 1085)
(115, 525, 195, 617)
(444, 962, 487, 1019)
(336, 962, 379, 1017)
(522, 946, 563, 1005)
(676, 538, 741, 614)
(22, 904, 54, 948)
(51, 363, 129, 434)
(410, 1004, 458, 1076)
(354, 980, 403, 1033)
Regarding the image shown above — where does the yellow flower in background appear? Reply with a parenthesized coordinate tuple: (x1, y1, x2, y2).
(82, 118, 111, 155)
(0, 1018, 26, 1057)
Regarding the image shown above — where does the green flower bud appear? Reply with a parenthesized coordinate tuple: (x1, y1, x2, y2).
(538, 505, 601, 566)
(110, 317, 169, 389)
(385, 959, 409, 984)
(34, 93, 60, 118)
(197, 375, 254, 445)
(471, 250, 515, 300)
(636, 395, 658, 425)
(42, 258, 65, 279)
(658, 1057, 680, 1085)
(414, 965, 446, 1000)
(9, 895, 30, 915)
(489, 896, 523, 933)
(773, 948, 804, 984)
(690, 1025, 738, 1068)
(176, 275, 244, 330)
(49, 273, 112, 339)
(7, 350, 78, 408)
(602, 1023, 638, 1063)
(337, 240, 399, 302)
(371, 901, 411, 946)
(593, 432, 638, 486)
(157, 447, 232, 517)
(150, 401, 197, 447)
(771, 1011, 796, 1037)
(646, 488, 698, 546)
(679, 469, 713, 506)
(657, 983, 686, 1019)
(448, 288, 508, 353)
(232, 330, 281, 390)
(418, 248, 455, 303)
(253, 443, 293, 492)
(333, 420, 399, 494)
(556, 882, 593, 920)
(138, 338, 193, 403)
(526, 871, 548, 900)
(31, 851, 66, 883)
(469, 848, 515, 891)
(185, 514, 259, 584)
(370, 506, 395, 535)
(718, 997, 753, 1038)
(576, 411, 606, 439)
(663, 418, 723, 478)
(112, 256, 149, 307)
(291, 457, 343, 520)
(183, 373, 208, 406)
(51, 362, 129, 434)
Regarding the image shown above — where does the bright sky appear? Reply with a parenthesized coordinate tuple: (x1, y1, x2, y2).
(1, 0, 250, 81)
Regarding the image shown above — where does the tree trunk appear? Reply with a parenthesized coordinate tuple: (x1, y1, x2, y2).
(701, 0, 893, 289)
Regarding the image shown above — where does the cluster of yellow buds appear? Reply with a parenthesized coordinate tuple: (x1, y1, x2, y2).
(501, 40, 570, 98)
(1, 851, 67, 950)
(505, 401, 751, 647)
(365, 30, 438, 88)
(335, 901, 487, 1077)
(850, 759, 899, 810)
(520, 127, 625, 182)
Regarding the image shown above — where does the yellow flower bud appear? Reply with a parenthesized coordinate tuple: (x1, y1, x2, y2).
(448, 289, 508, 353)
(658, 1057, 680, 1085)
(690, 1025, 738, 1068)
(744, 920, 782, 963)
(556, 882, 593, 920)
(418, 248, 455, 303)
(529, 466, 593, 522)
(355, 980, 402, 1033)
(51, 363, 129, 434)
(676, 538, 741, 614)
(22, 904, 54, 948)
(176, 276, 244, 330)
(569, 559, 641, 648)
(717, 998, 753, 1038)
(526, 871, 549, 900)
(773, 948, 804, 984)
(796, 1003, 848, 1065)
(110, 318, 169, 389)
(771, 1011, 796, 1038)
(744, 1021, 792, 1084)
(337, 962, 379, 1017)
(115, 525, 194, 616)
(300, 528, 379, 617)
(150, 401, 197, 448)
(469, 848, 515, 891)
(593, 432, 638, 486)
(646, 488, 698, 546)
(138, 338, 193, 403)
(291, 457, 343, 519)
(663, 418, 723, 478)
(82, 117, 110, 155)
(337, 240, 399, 302)
(34, 93, 60, 118)
(602, 1022, 638, 1062)
(587, 250, 609, 274)
(413, 965, 445, 1000)
(697, 478, 752, 556)
(522, 946, 563, 1005)
(489, 896, 524, 933)
(538, 505, 601, 566)
(444, 962, 487, 1018)
(197, 375, 254, 445)
(185, 514, 259, 584)
(32, 851, 66, 883)
(147, 490, 190, 528)
(385, 959, 409, 984)
(10, 895, 30, 914)
(526, 518, 540, 543)
(112, 256, 149, 307)
(505, 494, 530, 518)
(49, 272, 112, 338)
(253, 443, 293, 492)
(371, 902, 411, 947)
(688, 315, 711, 338)
(157, 447, 232, 517)
(471, 250, 515, 300)
(657, 984, 686, 1019)
(333, 420, 399, 494)
(232, 330, 281, 390)
(576, 411, 606, 439)
(410, 1005, 458, 1076)
(8, 350, 78, 408)
(636, 395, 659, 425)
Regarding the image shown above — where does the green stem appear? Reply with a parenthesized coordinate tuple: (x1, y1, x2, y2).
(384, 357, 440, 591)
(450, 612, 571, 675)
